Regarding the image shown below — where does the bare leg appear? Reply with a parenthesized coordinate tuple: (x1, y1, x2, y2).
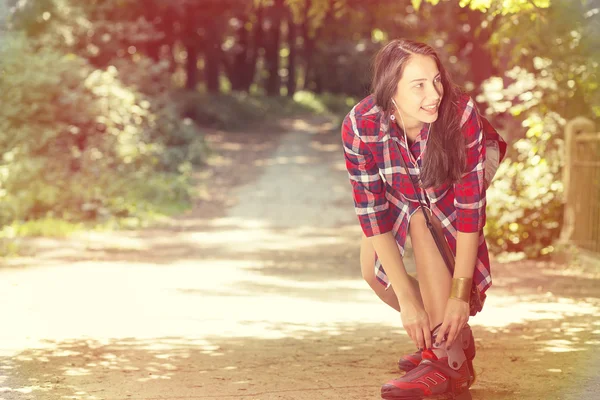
(408, 208, 452, 329)
(360, 235, 422, 313)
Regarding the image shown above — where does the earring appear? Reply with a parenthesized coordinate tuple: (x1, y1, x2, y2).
(390, 114, 396, 121)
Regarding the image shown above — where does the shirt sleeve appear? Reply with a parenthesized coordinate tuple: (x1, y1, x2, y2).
(481, 115, 508, 162)
(484, 141, 500, 188)
(454, 99, 487, 233)
(341, 112, 392, 237)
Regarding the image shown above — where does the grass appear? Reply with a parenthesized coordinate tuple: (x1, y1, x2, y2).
(0, 218, 84, 257)
(172, 90, 357, 131)
(0, 174, 192, 257)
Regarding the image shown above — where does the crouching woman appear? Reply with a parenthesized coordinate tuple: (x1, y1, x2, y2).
(341, 38, 506, 400)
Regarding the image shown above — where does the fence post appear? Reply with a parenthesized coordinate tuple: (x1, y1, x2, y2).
(0, 1, 8, 56)
(559, 116, 596, 244)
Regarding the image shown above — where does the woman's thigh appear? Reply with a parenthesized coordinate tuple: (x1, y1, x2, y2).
(408, 208, 452, 324)
(408, 208, 449, 274)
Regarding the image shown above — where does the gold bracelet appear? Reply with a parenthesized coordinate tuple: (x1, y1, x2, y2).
(450, 277, 472, 303)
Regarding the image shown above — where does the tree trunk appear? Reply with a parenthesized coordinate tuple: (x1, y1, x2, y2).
(300, 0, 333, 91)
(183, 5, 199, 91)
(185, 42, 199, 90)
(144, 1, 161, 62)
(204, 25, 221, 93)
(465, 9, 495, 94)
(162, 6, 178, 74)
(229, 6, 263, 92)
(240, 5, 263, 92)
(264, 0, 284, 96)
(469, 44, 493, 87)
(300, 0, 312, 91)
(286, 7, 297, 97)
(229, 14, 249, 91)
(314, 73, 323, 94)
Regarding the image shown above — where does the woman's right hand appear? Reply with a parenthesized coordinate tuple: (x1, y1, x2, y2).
(399, 297, 432, 351)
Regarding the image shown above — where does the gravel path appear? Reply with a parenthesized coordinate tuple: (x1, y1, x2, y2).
(0, 117, 598, 400)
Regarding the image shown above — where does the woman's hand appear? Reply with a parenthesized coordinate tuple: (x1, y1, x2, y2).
(436, 298, 469, 349)
(399, 297, 432, 351)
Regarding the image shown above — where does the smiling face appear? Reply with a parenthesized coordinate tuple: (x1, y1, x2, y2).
(392, 54, 444, 131)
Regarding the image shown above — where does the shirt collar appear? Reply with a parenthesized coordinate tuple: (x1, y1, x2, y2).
(378, 111, 431, 144)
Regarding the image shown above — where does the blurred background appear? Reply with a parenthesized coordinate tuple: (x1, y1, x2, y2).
(0, 0, 598, 258)
(0, 1, 600, 399)
(0, 0, 600, 256)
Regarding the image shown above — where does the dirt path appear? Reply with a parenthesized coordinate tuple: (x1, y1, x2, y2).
(1, 118, 599, 400)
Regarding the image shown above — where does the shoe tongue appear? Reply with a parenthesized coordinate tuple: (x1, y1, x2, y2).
(431, 324, 444, 345)
(431, 346, 446, 359)
(430, 324, 447, 359)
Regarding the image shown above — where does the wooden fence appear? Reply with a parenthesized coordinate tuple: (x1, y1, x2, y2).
(561, 117, 600, 254)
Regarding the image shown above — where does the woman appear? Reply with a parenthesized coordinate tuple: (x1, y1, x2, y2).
(341, 39, 506, 400)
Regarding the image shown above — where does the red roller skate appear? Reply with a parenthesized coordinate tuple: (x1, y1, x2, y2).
(382, 326, 476, 400)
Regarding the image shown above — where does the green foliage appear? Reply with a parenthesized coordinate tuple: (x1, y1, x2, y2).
(286, 0, 332, 35)
(2, 0, 598, 262)
(500, 2, 597, 119)
(0, 33, 206, 228)
(479, 0, 599, 257)
(173, 90, 353, 130)
(485, 112, 565, 257)
(415, 0, 551, 13)
(2, 217, 83, 238)
(293, 91, 358, 116)
(0, 217, 83, 257)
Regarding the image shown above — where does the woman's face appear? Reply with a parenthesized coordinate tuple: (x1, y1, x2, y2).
(392, 54, 444, 130)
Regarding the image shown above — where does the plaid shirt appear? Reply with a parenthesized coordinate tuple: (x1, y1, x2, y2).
(342, 94, 506, 295)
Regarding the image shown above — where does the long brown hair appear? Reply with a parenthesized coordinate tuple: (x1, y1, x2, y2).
(371, 39, 465, 188)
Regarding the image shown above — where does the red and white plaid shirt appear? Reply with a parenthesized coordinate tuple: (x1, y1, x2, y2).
(341, 93, 506, 295)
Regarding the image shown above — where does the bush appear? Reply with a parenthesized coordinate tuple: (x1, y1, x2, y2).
(0, 33, 207, 227)
(485, 112, 565, 258)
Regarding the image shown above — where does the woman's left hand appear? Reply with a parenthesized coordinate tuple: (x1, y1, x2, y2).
(436, 298, 470, 349)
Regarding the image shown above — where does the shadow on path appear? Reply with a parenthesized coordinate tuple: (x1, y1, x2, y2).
(2, 315, 598, 400)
